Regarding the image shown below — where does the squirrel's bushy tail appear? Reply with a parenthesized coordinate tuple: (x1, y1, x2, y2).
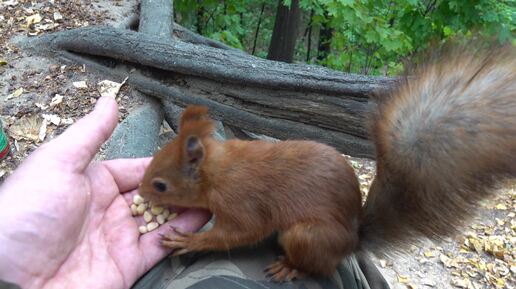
(360, 44, 516, 255)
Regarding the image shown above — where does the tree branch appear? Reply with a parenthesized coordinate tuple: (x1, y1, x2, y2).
(31, 26, 394, 97)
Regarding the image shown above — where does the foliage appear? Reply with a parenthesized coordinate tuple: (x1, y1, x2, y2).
(174, 0, 277, 53)
(174, 0, 515, 76)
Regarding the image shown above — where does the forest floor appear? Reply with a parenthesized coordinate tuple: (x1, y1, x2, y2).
(0, 1, 514, 289)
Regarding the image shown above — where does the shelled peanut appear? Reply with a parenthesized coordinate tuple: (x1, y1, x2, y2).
(130, 194, 178, 235)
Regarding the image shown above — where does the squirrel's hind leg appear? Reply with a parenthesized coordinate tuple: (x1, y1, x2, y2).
(265, 222, 358, 281)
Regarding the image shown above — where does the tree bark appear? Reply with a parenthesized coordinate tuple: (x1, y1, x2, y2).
(27, 26, 396, 158)
(139, 0, 173, 38)
(306, 9, 314, 62)
(196, 1, 204, 35)
(252, 2, 266, 55)
(267, 0, 301, 63)
(33, 27, 391, 96)
(317, 17, 333, 62)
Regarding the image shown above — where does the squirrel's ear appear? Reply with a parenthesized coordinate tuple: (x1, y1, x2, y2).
(183, 135, 204, 179)
(180, 105, 209, 129)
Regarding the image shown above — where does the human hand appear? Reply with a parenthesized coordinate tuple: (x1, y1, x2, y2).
(0, 96, 212, 289)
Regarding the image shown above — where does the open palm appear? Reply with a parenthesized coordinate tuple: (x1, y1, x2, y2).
(0, 97, 211, 289)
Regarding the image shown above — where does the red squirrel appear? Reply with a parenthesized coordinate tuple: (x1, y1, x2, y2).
(139, 44, 516, 282)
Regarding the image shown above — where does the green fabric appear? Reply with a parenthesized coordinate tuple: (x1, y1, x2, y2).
(132, 233, 390, 289)
(132, 258, 171, 289)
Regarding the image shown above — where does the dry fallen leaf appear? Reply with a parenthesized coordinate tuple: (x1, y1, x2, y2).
(34, 22, 59, 31)
(50, 94, 64, 107)
(42, 114, 61, 126)
(349, 160, 360, 169)
(397, 273, 410, 284)
(468, 237, 484, 254)
(35, 103, 49, 110)
(38, 118, 48, 141)
(97, 77, 127, 98)
(358, 174, 370, 180)
(6, 87, 24, 100)
(26, 13, 42, 25)
(8, 114, 42, 142)
(53, 11, 63, 21)
(440, 254, 458, 268)
(379, 259, 387, 268)
(73, 81, 88, 89)
(1, 0, 18, 7)
(61, 118, 74, 125)
(421, 278, 436, 287)
(13, 140, 19, 152)
(483, 226, 494, 235)
(451, 277, 472, 288)
(495, 203, 507, 210)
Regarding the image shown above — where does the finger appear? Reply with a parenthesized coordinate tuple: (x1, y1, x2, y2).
(139, 208, 212, 268)
(41, 96, 118, 172)
(102, 158, 152, 193)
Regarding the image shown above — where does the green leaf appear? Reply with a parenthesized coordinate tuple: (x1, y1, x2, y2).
(443, 26, 453, 36)
(364, 30, 378, 43)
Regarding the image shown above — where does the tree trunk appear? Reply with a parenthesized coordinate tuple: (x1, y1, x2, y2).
(306, 9, 314, 62)
(267, 0, 301, 63)
(252, 2, 266, 55)
(196, 1, 204, 34)
(317, 17, 333, 62)
(139, 0, 173, 38)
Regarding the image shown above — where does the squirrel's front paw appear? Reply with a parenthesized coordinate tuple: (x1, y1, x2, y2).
(161, 226, 196, 256)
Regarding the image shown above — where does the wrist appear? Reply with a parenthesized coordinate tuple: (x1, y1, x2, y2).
(0, 232, 47, 289)
(0, 257, 46, 289)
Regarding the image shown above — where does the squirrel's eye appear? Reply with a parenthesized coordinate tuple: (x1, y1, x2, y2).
(152, 179, 168, 193)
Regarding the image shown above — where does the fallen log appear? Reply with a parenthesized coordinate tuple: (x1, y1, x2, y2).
(26, 25, 397, 158)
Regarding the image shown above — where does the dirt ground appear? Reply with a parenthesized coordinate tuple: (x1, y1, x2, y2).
(0, 1, 514, 288)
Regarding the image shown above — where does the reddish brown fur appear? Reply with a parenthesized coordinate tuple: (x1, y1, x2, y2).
(361, 43, 516, 255)
(140, 106, 362, 277)
(140, 43, 516, 279)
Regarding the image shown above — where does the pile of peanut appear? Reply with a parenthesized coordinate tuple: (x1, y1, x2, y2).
(130, 194, 177, 234)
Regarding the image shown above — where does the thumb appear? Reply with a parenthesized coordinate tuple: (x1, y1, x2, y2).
(41, 96, 119, 172)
